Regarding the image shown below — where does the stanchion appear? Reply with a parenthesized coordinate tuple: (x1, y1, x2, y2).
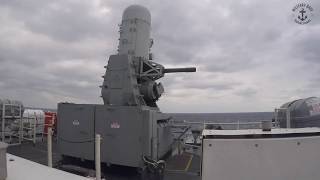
(47, 127, 52, 167)
(95, 134, 101, 180)
(33, 113, 37, 144)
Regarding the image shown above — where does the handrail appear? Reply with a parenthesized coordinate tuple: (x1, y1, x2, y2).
(172, 120, 279, 130)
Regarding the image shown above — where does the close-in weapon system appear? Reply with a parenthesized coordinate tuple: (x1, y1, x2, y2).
(57, 4, 196, 172)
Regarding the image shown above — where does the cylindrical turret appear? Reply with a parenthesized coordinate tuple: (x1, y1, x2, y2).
(118, 5, 152, 60)
(101, 5, 196, 107)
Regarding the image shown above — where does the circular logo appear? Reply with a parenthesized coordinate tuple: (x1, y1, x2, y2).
(292, 3, 314, 24)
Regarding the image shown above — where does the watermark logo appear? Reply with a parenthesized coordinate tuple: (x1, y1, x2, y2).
(292, 3, 314, 24)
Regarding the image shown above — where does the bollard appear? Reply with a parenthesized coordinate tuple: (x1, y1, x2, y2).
(95, 134, 101, 180)
(47, 127, 52, 167)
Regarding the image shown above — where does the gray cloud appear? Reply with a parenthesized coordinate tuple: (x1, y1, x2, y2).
(1, 0, 111, 42)
(291, 29, 320, 63)
(0, 0, 319, 112)
(234, 88, 258, 97)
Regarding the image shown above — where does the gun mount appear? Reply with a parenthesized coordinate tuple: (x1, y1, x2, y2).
(100, 5, 196, 108)
(57, 5, 196, 171)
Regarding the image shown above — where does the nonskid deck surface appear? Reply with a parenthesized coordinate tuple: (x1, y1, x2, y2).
(7, 140, 200, 180)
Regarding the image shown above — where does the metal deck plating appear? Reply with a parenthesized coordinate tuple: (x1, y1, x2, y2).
(7, 140, 200, 180)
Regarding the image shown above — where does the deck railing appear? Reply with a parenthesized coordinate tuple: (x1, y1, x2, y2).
(173, 120, 279, 130)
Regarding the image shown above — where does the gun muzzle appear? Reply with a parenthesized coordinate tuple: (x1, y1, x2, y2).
(163, 67, 196, 73)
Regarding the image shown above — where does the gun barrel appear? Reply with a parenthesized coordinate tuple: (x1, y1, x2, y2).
(164, 67, 196, 73)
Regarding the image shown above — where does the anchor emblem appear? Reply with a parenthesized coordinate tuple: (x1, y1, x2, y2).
(298, 8, 307, 21)
(292, 3, 314, 24)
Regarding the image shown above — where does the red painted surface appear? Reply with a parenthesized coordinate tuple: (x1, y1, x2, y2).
(44, 112, 57, 134)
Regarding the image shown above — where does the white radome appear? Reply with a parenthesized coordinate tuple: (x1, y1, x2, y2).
(118, 5, 152, 60)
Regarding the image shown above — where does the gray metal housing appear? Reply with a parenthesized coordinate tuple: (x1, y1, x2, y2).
(201, 128, 320, 180)
(57, 103, 172, 168)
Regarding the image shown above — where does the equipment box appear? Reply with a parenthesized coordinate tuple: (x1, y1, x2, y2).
(201, 128, 320, 180)
(57, 103, 95, 160)
(95, 106, 145, 167)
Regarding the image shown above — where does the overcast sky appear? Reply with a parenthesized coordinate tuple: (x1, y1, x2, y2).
(0, 0, 319, 112)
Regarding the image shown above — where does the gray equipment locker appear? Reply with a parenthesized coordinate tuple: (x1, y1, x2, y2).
(95, 106, 146, 167)
(57, 104, 95, 160)
(58, 103, 173, 168)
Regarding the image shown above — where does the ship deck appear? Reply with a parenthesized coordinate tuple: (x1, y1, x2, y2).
(7, 139, 201, 180)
